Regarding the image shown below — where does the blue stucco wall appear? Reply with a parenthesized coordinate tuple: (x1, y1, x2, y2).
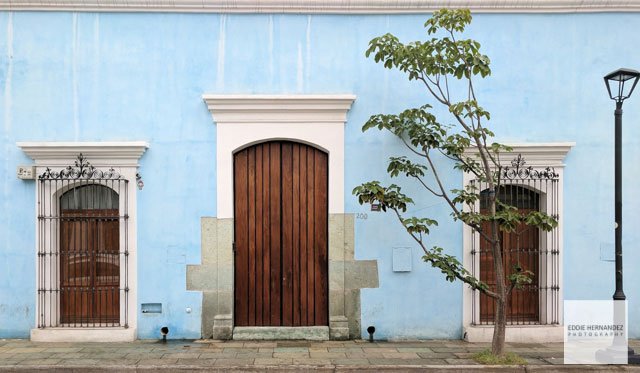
(1, 11, 640, 340)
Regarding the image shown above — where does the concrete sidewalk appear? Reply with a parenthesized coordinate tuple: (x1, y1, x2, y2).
(0, 339, 639, 372)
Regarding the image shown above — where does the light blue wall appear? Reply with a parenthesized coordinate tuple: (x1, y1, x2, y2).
(1, 11, 640, 339)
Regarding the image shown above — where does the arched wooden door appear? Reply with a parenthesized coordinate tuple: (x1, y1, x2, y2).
(234, 141, 328, 327)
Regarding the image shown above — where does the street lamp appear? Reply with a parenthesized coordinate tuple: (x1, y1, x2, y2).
(603, 68, 640, 364)
(605, 68, 640, 105)
(603, 68, 640, 302)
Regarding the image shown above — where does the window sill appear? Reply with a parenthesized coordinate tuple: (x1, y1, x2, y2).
(464, 325, 563, 343)
(30, 327, 136, 342)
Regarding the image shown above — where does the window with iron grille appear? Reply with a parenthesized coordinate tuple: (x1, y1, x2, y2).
(36, 155, 129, 328)
(469, 154, 561, 326)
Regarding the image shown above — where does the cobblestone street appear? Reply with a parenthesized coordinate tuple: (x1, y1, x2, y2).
(0, 339, 639, 371)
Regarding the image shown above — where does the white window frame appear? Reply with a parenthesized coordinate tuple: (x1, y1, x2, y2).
(18, 141, 148, 342)
(462, 142, 573, 343)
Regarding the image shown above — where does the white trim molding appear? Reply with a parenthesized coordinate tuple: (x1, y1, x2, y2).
(204, 94, 355, 219)
(462, 142, 574, 343)
(18, 141, 148, 342)
(17, 142, 149, 167)
(204, 95, 355, 124)
(2, 0, 640, 13)
(467, 142, 576, 167)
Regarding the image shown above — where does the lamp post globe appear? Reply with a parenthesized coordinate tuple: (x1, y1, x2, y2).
(604, 68, 640, 104)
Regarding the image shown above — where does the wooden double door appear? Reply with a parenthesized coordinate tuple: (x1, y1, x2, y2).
(234, 141, 329, 327)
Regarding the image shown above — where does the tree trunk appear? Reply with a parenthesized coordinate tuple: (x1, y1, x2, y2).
(490, 226, 507, 356)
(491, 293, 507, 356)
(480, 150, 507, 357)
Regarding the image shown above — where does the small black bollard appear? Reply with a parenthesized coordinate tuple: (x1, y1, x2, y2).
(367, 326, 376, 343)
(160, 326, 169, 343)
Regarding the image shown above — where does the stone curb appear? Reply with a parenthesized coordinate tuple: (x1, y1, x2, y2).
(0, 365, 639, 372)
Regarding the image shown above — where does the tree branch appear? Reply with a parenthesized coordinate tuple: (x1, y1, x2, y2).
(423, 150, 461, 216)
(399, 136, 428, 159)
(433, 74, 450, 103)
(418, 75, 449, 106)
(391, 206, 499, 299)
(451, 153, 482, 179)
(422, 148, 494, 243)
(444, 74, 451, 103)
(413, 174, 444, 197)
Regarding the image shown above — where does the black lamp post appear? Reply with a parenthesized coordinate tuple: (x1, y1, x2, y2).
(603, 68, 640, 364)
(604, 68, 640, 301)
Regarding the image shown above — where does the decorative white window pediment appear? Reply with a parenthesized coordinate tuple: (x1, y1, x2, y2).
(18, 142, 148, 167)
(18, 141, 148, 342)
(462, 142, 574, 343)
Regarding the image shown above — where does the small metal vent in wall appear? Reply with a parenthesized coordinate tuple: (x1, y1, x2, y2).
(141, 303, 162, 314)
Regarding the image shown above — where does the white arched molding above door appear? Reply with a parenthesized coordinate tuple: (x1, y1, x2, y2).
(203, 94, 355, 219)
(195, 94, 378, 341)
(462, 142, 574, 343)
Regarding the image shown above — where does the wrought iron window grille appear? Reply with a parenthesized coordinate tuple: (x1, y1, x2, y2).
(498, 154, 560, 181)
(37, 154, 130, 329)
(470, 154, 560, 326)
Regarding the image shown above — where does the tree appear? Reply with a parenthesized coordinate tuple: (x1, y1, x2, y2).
(352, 9, 558, 356)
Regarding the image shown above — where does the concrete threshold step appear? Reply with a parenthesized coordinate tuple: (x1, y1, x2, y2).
(232, 326, 330, 341)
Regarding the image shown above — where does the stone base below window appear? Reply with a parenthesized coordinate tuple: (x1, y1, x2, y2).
(31, 327, 136, 342)
(464, 325, 563, 343)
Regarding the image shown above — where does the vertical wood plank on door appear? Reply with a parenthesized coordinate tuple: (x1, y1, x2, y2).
(95, 210, 119, 323)
(248, 147, 257, 326)
(292, 143, 301, 326)
(255, 145, 264, 326)
(262, 145, 271, 325)
(299, 146, 308, 326)
(479, 218, 495, 323)
(314, 151, 329, 325)
(234, 150, 249, 326)
(306, 151, 315, 324)
(281, 143, 294, 326)
(269, 142, 282, 326)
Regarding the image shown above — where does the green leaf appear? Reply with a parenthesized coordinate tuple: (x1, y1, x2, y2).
(401, 217, 438, 235)
(422, 246, 489, 291)
(387, 157, 429, 178)
(508, 265, 534, 290)
(352, 182, 414, 212)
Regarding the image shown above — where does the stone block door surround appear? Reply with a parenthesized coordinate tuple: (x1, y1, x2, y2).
(187, 95, 379, 340)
